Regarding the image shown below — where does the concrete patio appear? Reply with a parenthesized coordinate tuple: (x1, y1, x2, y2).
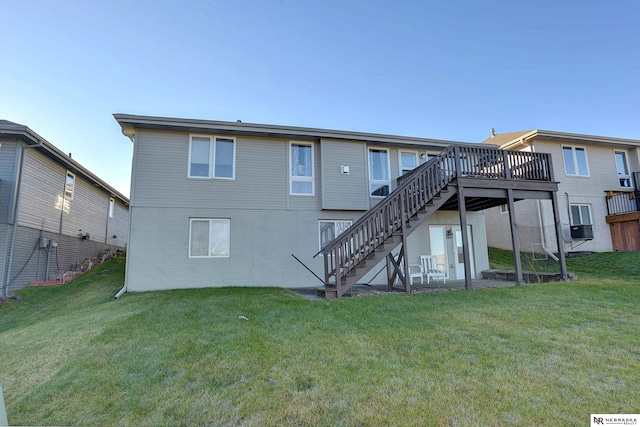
(291, 277, 530, 300)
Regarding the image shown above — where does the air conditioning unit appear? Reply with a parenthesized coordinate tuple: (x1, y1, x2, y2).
(570, 225, 593, 240)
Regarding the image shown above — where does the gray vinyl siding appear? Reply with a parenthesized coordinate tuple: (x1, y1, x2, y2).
(17, 149, 66, 232)
(0, 224, 9, 287)
(106, 198, 129, 248)
(125, 206, 490, 291)
(126, 206, 367, 291)
(533, 140, 618, 252)
(6, 225, 123, 291)
(17, 149, 117, 243)
(484, 139, 627, 254)
(0, 140, 18, 223)
(320, 139, 368, 210)
(133, 130, 290, 210)
(60, 177, 111, 242)
(125, 127, 495, 292)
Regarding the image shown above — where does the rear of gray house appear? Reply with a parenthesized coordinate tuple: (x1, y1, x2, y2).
(115, 114, 492, 293)
(0, 121, 129, 296)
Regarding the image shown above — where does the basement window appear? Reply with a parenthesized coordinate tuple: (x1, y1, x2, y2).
(319, 220, 352, 251)
(570, 204, 592, 226)
(189, 218, 230, 258)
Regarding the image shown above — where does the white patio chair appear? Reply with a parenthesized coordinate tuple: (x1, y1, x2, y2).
(397, 263, 424, 285)
(420, 255, 446, 285)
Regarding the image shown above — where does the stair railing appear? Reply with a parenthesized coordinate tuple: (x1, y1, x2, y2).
(322, 145, 553, 290)
(322, 146, 458, 288)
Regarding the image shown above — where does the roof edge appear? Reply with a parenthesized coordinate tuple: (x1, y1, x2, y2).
(490, 129, 640, 149)
(0, 121, 129, 205)
(113, 113, 480, 148)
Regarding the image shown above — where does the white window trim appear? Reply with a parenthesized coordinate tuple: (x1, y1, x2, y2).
(188, 134, 236, 180)
(65, 171, 76, 200)
(614, 150, 632, 188)
(368, 147, 391, 198)
(108, 198, 114, 219)
(399, 150, 418, 175)
(289, 141, 315, 196)
(318, 219, 353, 252)
(570, 203, 592, 226)
(562, 145, 590, 177)
(188, 218, 231, 258)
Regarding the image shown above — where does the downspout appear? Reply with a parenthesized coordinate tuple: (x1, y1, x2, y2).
(115, 127, 136, 299)
(3, 140, 43, 297)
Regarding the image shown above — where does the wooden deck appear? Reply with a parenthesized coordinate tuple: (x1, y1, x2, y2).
(318, 145, 568, 299)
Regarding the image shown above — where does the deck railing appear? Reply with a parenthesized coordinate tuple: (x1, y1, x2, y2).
(322, 145, 553, 289)
(606, 191, 640, 216)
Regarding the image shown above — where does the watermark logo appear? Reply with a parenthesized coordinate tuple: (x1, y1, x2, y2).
(591, 414, 638, 426)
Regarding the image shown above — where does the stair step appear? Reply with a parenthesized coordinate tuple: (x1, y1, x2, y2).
(316, 287, 338, 299)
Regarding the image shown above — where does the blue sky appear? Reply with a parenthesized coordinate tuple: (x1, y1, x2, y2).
(2, 0, 638, 197)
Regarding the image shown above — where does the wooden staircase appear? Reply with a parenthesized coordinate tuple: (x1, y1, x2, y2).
(318, 145, 556, 299)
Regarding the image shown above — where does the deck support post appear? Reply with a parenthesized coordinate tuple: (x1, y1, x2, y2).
(551, 191, 568, 280)
(507, 188, 524, 285)
(386, 246, 408, 293)
(457, 184, 473, 290)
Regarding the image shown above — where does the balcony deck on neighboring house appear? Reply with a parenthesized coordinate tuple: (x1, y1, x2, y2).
(318, 145, 568, 299)
(605, 171, 640, 251)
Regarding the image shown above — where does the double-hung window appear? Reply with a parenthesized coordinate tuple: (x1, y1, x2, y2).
(614, 151, 631, 188)
(399, 151, 418, 176)
(562, 146, 589, 177)
(189, 218, 230, 258)
(290, 142, 314, 195)
(319, 220, 353, 251)
(65, 171, 75, 200)
(570, 204, 592, 226)
(369, 148, 390, 197)
(188, 135, 235, 179)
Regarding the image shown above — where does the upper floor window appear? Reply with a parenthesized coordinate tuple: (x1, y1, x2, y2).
(108, 198, 115, 219)
(562, 146, 589, 177)
(369, 148, 390, 197)
(189, 218, 230, 258)
(290, 142, 314, 195)
(188, 135, 235, 179)
(65, 171, 75, 200)
(570, 204, 592, 226)
(400, 151, 418, 175)
(614, 151, 631, 188)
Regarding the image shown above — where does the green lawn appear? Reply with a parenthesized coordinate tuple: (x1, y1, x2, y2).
(1, 252, 640, 426)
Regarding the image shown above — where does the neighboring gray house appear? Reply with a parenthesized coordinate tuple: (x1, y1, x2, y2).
(481, 129, 640, 254)
(114, 114, 566, 297)
(0, 120, 129, 296)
